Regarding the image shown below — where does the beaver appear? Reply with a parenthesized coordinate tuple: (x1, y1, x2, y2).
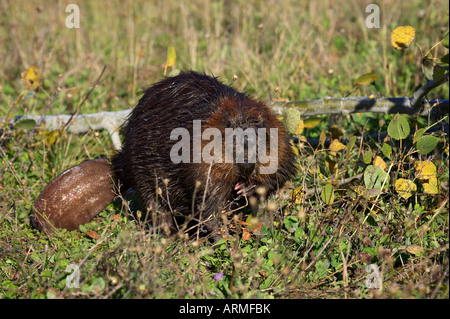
(31, 71, 296, 234)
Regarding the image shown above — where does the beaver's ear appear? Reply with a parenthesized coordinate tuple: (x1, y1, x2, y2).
(31, 158, 116, 233)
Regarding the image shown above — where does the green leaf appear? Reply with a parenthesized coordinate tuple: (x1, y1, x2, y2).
(285, 108, 303, 135)
(167, 69, 181, 77)
(364, 165, 390, 190)
(362, 247, 377, 257)
(433, 65, 446, 81)
(346, 135, 357, 159)
(413, 128, 426, 144)
(442, 31, 449, 49)
(41, 270, 53, 278)
(92, 277, 106, 291)
(366, 215, 378, 226)
(283, 215, 300, 231)
(387, 114, 410, 140)
(1, 280, 18, 298)
(212, 237, 227, 249)
(440, 53, 449, 66)
(363, 148, 373, 164)
(15, 118, 36, 130)
(320, 184, 335, 205)
(381, 143, 392, 159)
(315, 259, 330, 279)
(294, 227, 305, 242)
(46, 290, 57, 299)
(416, 135, 439, 155)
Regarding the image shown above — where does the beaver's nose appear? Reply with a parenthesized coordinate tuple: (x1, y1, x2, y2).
(237, 162, 255, 178)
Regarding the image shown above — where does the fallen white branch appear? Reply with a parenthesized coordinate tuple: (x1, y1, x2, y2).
(4, 97, 448, 150)
(270, 97, 448, 117)
(8, 110, 130, 150)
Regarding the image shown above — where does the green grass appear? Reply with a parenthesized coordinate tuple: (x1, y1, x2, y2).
(0, 0, 449, 299)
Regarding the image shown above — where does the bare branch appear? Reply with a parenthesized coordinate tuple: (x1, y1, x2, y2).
(411, 72, 450, 108)
(270, 97, 448, 117)
(7, 110, 130, 150)
(4, 94, 448, 150)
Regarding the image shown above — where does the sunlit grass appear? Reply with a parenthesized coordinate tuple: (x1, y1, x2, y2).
(0, 0, 448, 299)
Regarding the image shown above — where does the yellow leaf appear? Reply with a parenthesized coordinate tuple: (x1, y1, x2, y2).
(370, 206, 383, 216)
(45, 130, 60, 146)
(423, 177, 440, 194)
(373, 156, 387, 171)
(23, 66, 40, 90)
(291, 186, 305, 204)
(414, 161, 436, 180)
(355, 72, 378, 85)
(298, 135, 308, 143)
(395, 178, 417, 200)
(354, 185, 364, 197)
(291, 143, 300, 156)
(329, 139, 346, 156)
(303, 117, 322, 128)
(295, 119, 304, 135)
(391, 26, 415, 50)
(319, 128, 326, 148)
(405, 245, 423, 255)
(166, 45, 176, 67)
(272, 98, 289, 103)
(330, 139, 345, 152)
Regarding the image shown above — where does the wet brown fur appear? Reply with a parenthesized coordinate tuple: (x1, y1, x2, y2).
(112, 71, 296, 233)
(31, 71, 296, 234)
(31, 158, 115, 232)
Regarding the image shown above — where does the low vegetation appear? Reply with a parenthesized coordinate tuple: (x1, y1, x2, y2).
(0, 0, 448, 299)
